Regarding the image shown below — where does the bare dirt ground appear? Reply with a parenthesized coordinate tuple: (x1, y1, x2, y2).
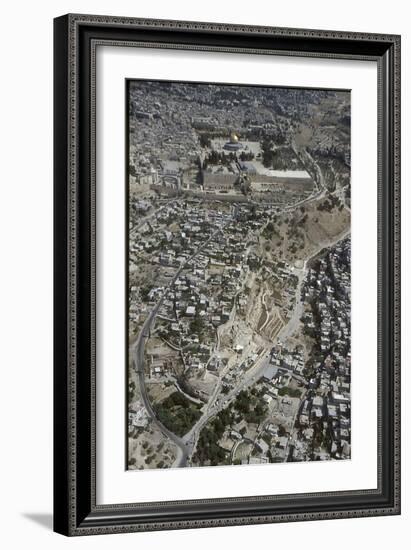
(294, 125, 314, 147)
(128, 426, 178, 470)
(146, 383, 175, 405)
(128, 364, 179, 469)
(185, 370, 219, 400)
(270, 396, 301, 432)
(261, 198, 350, 266)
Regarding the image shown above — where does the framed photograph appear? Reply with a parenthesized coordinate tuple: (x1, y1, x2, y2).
(53, 14, 401, 536)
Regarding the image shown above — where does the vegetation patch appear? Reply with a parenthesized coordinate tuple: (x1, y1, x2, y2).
(154, 391, 202, 437)
(193, 408, 235, 466)
(278, 387, 302, 398)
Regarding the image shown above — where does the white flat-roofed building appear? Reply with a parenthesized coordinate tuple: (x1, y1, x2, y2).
(251, 167, 314, 190)
(185, 305, 196, 316)
(264, 169, 312, 180)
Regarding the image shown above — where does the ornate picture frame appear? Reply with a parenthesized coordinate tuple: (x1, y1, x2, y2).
(54, 14, 400, 536)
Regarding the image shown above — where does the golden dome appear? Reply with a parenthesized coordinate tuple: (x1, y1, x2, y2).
(230, 132, 239, 143)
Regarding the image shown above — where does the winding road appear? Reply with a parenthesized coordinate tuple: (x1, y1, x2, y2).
(132, 278, 190, 466)
(132, 146, 350, 468)
(132, 220, 231, 467)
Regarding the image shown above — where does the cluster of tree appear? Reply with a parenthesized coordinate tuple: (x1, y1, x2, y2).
(199, 134, 211, 148)
(234, 390, 250, 415)
(261, 140, 303, 170)
(240, 204, 259, 222)
(262, 221, 280, 240)
(203, 150, 238, 167)
(297, 213, 308, 226)
(316, 161, 337, 193)
(339, 114, 350, 127)
(129, 163, 137, 177)
(286, 221, 305, 241)
(261, 140, 276, 168)
(194, 426, 228, 466)
(247, 255, 261, 272)
(177, 377, 203, 403)
(190, 315, 206, 338)
(308, 145, 349, 166)
(233, 390, 268, 425)
(154, 392, 202, 437)
(311, 420, 332, 455)
(265, 131, 286, 146)
(238, 150, 255, 162)
(316, 194, 341, 212)
(139, 284, 153, 302)
(193, 409, 235, 466)
(278, 386, 302, 398)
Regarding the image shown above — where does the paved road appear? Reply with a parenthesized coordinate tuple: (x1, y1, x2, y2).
(181, 226, 351, 459)
(131, 153, 350, 466)
(132, 284, 189, 467)
(129, 198, 181, 238)
(180, 351, 272, 459)
(132, 221, 230, 467)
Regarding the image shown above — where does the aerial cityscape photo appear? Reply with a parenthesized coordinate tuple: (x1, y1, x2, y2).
(127, 80, 351, 470)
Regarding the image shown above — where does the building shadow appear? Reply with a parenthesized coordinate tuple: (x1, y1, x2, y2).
(23, 513, 53, 531)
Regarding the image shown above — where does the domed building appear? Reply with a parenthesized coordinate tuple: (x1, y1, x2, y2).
(223, 131, 243, 151)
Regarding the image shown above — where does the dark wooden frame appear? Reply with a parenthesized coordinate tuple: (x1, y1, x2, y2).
(54, 13, 401, 536)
